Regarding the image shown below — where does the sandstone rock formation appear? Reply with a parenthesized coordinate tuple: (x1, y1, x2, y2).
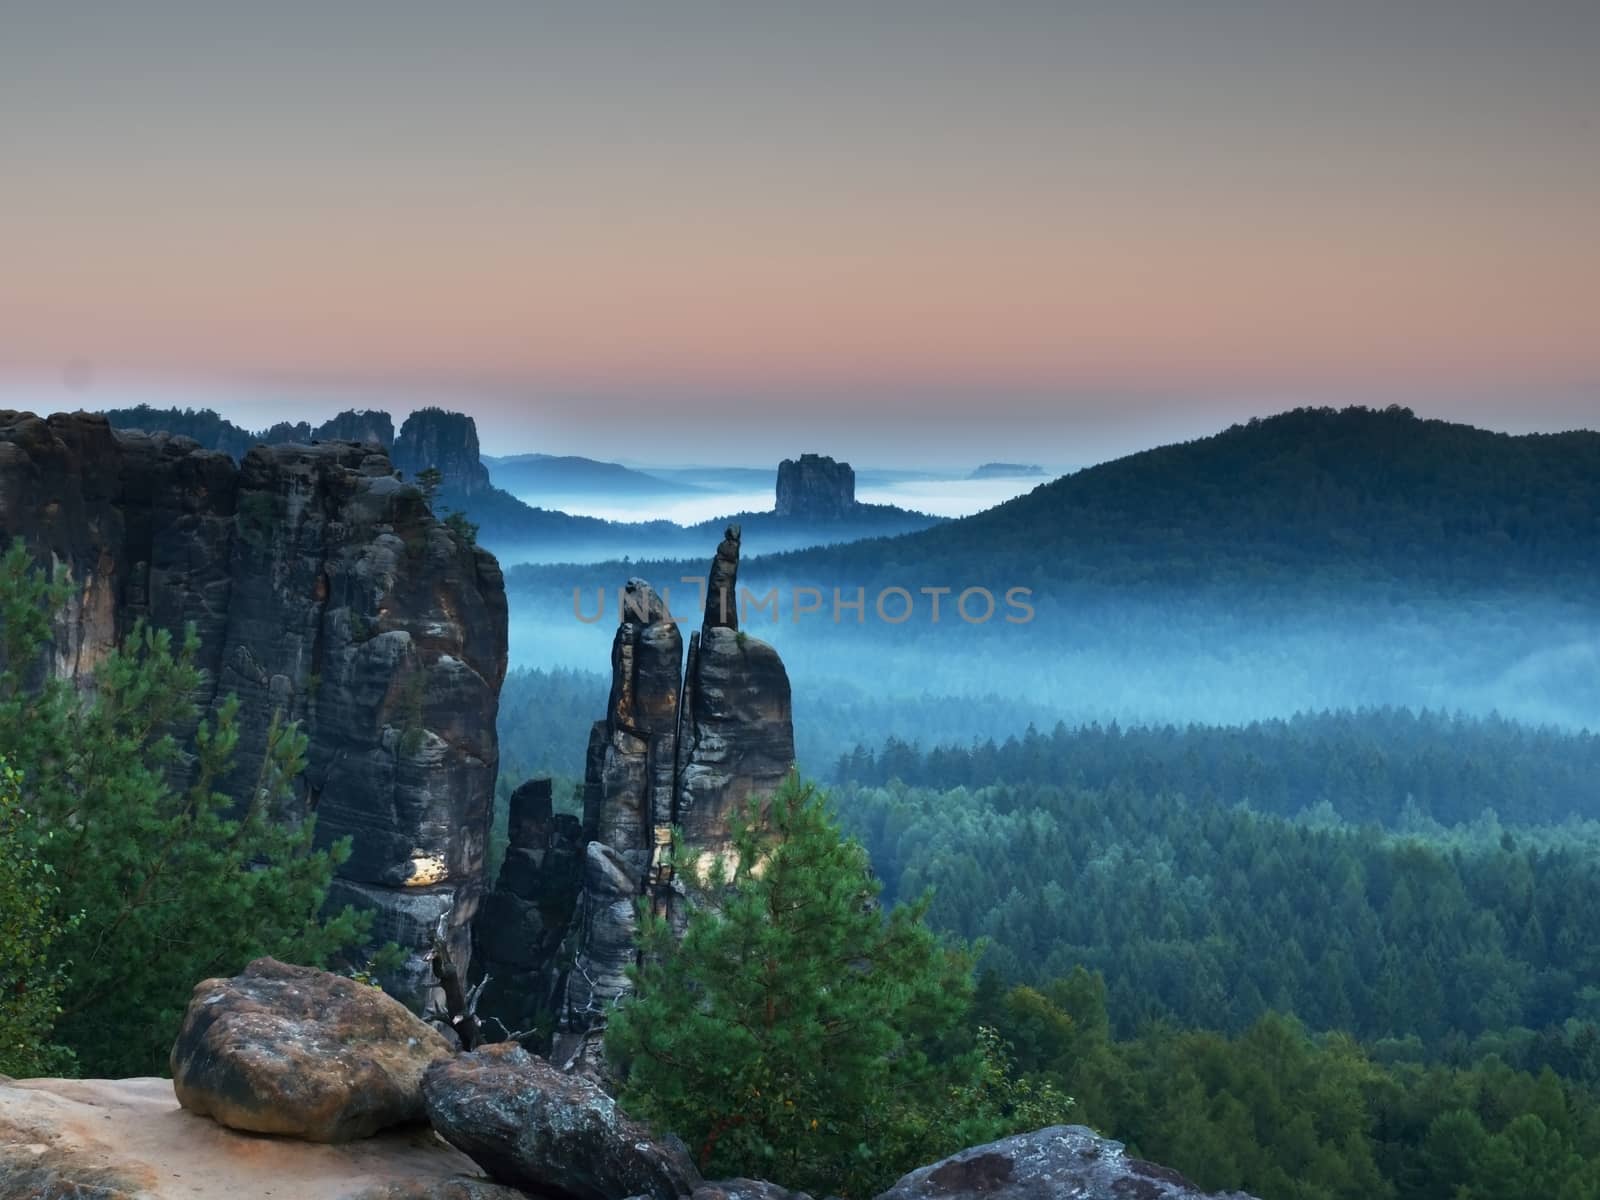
(0, 1075, 511, 1200)
(872, 1126, 1259, 1200)
(107, 405, 396, 460)
(316, 409, 396, 449)
(393, 408, 492, 496)
(170, 958, 454, 1143)
(472, 779, 585, 1041)
(690, 1181, 817, 1200)
(423, 1043, 701, 1200)
(775, 454, 856, 520)
(103, 404, 310, 458)
(675, 531, 795, 863)
(0, 411, 508, 996)
(531, 526, 794, 1070)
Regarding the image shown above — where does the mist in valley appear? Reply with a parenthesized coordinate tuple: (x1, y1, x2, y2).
(500, 546, 1600, 786)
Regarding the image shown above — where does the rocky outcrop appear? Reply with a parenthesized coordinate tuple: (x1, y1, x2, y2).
(108, 405, 396, 459)
(316, 409, 396, 449)
(170, 959, 453, 1143)
(346, 1181, 532, 1200)
(524, 527, 793, 1070)
(472, 779, 585, 1042)
(675, 530, 795, 861)
(873, 1126, 1259, 1200)
(423, 1043, 701, 1200)
(691, 1184, 812, 1200)
(102, 404, 309, 459)
(0, 1075, 509, 1200)
(393, 408, 492, 496)
(775, 454, 856, 520)
(692, 1181, 817, 1200)
(0, 411, 508, 997)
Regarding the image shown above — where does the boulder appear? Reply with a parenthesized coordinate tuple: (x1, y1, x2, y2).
(0, 1075, 502, 1200)
(345, 1182, 532, 1200)
(693, 1182, 818, 1200)
(423, 1043, 700, 1200)
(170, 958, 454, 1143)
(873, 1126, 1259, 1200)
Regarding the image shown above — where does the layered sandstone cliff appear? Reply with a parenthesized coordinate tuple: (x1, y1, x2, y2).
(0, 410, 508, 997)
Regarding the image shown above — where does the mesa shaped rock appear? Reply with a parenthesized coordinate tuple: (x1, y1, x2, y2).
(392, 408, 492, 496)
(775, 454, 856, 520)
(0, 410, 508, 999)
(873, 1126, 1260, 1200)
(423, 1043, 701, 1200)
(170, 958, 454, 1143)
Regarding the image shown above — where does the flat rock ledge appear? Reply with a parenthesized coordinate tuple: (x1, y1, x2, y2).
(0, 1076, 520, 1200)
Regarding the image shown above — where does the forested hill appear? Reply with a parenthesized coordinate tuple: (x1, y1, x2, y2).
(839, 708, 1600, 828)
(765, 406, 1600, 589)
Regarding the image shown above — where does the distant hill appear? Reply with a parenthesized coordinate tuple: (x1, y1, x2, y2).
(483, 453, 704, 497)
(762, 406, 1600, 591)
(644, 465, 776, 491)
(968, 462, 1045, 479)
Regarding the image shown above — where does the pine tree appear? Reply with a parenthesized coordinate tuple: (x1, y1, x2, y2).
(606, 776, 1065, 1197)
(0, 539, 367, 1075)
(0, 756, 74, 1076)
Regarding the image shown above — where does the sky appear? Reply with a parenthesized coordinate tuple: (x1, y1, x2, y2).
(1, 0, 1596, 466)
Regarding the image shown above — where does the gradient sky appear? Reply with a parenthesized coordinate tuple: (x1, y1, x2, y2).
(1, 1, 1596, 465)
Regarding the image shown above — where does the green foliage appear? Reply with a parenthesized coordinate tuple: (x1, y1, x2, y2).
(607, 777, 1047, 1197)
(0, 539, 367, 1075)
(0, 757, 76, 1076)
(834, 762, 1600, 1058)
(342, 942, 409, 989)
(397, 668, 427, 757)
(236, 491, 280, 548)
(978, 973, 1600, 1200)
(348, 609, 377, 643)
(443, 509, 479, 546)
(416, 466, 444, 503)
(838, 708, 1600, 830)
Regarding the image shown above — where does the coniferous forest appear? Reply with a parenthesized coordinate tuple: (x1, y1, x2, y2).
(6, 9, 1600, 1198)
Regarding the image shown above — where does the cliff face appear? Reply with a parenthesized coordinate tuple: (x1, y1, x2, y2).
(0, 411, 508, 997)
(775, 453, 856, 520)
(475, 526, 795, 1069)
(393, 408, 492, 496)
(314, 409, 395, 449)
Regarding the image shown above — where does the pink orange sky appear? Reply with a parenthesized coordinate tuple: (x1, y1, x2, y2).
(1, 2, 1596, 463)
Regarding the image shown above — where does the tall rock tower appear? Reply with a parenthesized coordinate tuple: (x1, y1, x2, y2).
(472, 526, 794, 1073)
